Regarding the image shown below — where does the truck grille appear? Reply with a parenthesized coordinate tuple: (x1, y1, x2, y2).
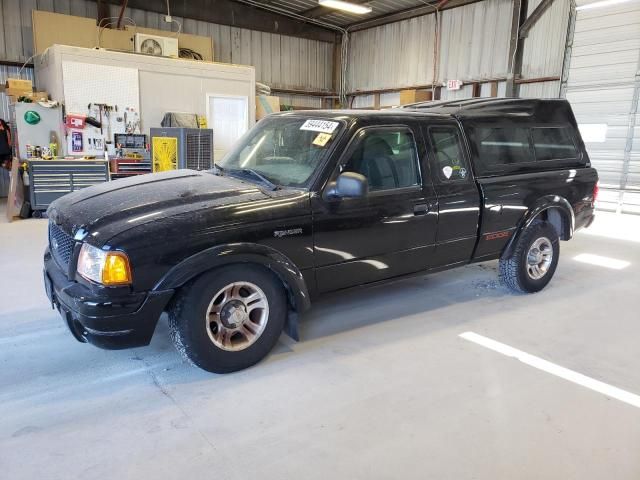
(49, 222, 75, 269)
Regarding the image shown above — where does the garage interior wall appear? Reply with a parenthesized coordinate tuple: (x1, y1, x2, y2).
(565, 0, 640, 214)
(347, 0, 570, 105)
(518, 0, 572, 98)
(0, 0, 335, 119)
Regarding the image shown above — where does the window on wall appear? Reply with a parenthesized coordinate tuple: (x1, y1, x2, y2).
(342, 127, 421, 192)
(428, 126, 469, 181)
(532, 127, 578, 161)
(207, 95, 248, 159)
(471, 127, 533, 166)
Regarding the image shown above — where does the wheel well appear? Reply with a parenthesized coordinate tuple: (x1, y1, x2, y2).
(539, 208, 570, 240)
(170, 261, 300, 338)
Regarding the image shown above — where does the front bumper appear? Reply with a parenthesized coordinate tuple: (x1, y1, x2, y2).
(44, 249, 174, 349)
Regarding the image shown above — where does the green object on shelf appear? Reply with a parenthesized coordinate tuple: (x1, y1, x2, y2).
(24, 110, 41, 125)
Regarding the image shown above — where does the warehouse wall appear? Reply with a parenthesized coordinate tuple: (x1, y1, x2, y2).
(0, 0, 334, 102)
(347, 0, 571, 104)
(518, 0, 571, 98)
(565, 0, 640, 214)
(347, 0, 512, 92)
(0, 64, 34, 122)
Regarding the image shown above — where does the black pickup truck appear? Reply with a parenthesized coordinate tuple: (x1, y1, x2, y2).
(44, 98, 598, 373)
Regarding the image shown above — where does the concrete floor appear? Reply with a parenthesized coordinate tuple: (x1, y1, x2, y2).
(1, 200, 639, 479)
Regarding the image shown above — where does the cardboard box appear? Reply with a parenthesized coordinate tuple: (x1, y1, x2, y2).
(256, 95, 280, 120)
(9, 91, 49, 103)
(399, 89, 432, 105)
(1, 78, 33, 97)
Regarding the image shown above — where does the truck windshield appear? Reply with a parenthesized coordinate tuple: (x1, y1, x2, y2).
(218, 116, 343, 188)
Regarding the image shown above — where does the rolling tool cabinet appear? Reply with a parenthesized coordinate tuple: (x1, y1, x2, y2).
(28, 159, 110, 216)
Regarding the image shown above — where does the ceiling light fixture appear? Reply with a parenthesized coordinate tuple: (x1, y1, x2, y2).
(576, 0, 635, 11)
(318, 0, 373, 14)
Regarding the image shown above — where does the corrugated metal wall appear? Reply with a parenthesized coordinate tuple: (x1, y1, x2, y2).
(0, 0, 334, 92)
(348, 14, 437, 92)
(0, 64, 34, 122)
(565, 0, 640, 214)
(519, 0, 571, 99)
(347, 0, 571, 104)
(347, 0, 513, 92)
(437, 0, 512, 85)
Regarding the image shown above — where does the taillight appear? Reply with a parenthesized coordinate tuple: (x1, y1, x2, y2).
(593, 182, 599, 203)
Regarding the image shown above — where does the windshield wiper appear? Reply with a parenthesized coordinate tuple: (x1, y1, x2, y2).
(229, 168, 279, 191)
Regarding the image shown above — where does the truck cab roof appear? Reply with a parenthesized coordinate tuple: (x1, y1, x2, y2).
(272, 97, 578, 125)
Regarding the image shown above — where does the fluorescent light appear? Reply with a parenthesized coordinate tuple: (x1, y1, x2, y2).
(576, 0, 634, 11)
(318, 0, 372, 14)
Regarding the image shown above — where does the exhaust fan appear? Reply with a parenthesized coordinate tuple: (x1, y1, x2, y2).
(134, 34, 179, 57)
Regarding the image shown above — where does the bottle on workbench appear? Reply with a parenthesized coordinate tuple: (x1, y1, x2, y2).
(49, 131, 59, 158)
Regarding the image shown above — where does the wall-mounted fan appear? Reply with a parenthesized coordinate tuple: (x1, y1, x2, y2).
(134, 34, 179, 57)
(140, 38, 163, 55)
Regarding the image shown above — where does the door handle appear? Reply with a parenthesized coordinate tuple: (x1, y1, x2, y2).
(414, 203, 429, 215)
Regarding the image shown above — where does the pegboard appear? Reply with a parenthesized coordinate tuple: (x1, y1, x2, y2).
(62, 61, 139, 115)
(62, 61, 140, 155)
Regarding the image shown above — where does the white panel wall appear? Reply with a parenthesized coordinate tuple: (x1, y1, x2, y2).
(566, 0, 640, 213)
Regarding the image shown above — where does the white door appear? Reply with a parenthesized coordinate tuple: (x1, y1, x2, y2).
(207, 95, 249, 160)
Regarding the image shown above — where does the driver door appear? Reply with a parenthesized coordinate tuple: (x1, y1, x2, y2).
(312, 124, 438, 294)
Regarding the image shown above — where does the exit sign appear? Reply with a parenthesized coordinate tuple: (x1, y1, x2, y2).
(447, 79, 463, 90)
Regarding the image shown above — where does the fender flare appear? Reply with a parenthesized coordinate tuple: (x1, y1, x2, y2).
(501, 195, 575, 259)
(153, 243, 311, 340)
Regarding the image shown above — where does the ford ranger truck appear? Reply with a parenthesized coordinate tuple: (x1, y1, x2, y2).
(44, 98, 598, 373)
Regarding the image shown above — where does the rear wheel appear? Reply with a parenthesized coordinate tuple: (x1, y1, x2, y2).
(499, 221, 560, 293)
(168, 265, 287, 373)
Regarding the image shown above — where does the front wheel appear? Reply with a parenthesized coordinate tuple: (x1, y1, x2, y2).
(499, 221, 560, 293)
(168, 265, 287, 373)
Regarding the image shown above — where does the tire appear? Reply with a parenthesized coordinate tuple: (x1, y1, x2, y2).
(499, 221, 560, 294)
(168, 264, 287, 373)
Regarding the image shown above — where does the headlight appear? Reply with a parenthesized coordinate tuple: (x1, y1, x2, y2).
(77, 243, 132, 286)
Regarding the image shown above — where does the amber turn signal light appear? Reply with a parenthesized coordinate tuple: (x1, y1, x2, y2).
(102, 252, 132, 285)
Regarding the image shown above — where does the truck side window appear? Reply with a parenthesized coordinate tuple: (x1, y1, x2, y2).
(428, 127, 469, 181)
(342, 128, 421, 192)
(472, 127, 533, 166)
(531, 127, 578, 161)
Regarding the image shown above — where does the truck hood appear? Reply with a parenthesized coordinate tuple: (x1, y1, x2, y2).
(48, 170, 273, 242)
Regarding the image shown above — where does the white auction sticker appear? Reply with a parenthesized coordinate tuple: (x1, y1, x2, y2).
(300, 119, 339, 133)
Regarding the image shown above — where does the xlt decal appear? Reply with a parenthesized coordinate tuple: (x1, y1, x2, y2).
(485, 230, 511, 241)
(274, 228, 303, 238)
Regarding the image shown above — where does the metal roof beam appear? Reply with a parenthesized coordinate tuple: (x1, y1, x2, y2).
(103, 0, 338, 43)
(519, 0, 555, 38)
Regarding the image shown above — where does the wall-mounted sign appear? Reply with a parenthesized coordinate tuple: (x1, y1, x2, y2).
(447, 79, 463, 91)
(24, 110, 41, 125)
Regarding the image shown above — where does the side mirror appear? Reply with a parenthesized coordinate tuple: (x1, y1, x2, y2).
(326, 172, 368, 199)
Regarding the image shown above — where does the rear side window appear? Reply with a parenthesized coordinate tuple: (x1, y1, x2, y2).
(472, 127, 533, 166)
(532, 127, 578, 161)
(428, 126, 469, 181)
